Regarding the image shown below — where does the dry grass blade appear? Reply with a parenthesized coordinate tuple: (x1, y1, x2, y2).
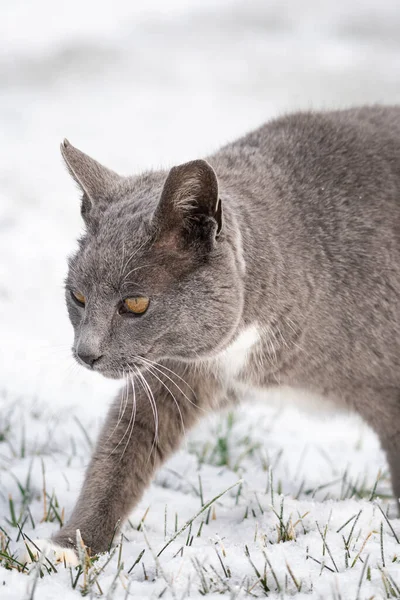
(157, 480, 242, 557)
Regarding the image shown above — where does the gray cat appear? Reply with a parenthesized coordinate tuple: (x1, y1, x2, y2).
(38, 106, 400, 560)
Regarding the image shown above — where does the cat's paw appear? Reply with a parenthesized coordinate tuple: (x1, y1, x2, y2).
(20, 539, 79, 567)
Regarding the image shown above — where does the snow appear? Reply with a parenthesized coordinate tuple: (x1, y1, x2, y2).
(1, 0, 400, 598)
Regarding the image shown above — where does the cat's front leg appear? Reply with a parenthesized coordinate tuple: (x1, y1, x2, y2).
(52, 367, 206, 555)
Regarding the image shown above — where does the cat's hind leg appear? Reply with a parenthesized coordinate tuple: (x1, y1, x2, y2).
(356, 387, 400, 509)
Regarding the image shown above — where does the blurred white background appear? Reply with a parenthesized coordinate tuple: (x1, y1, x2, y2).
(1, 0, 400, 410)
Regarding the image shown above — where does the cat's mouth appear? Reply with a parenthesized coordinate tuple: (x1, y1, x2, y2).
(89, 357, 151, 381)
(72, 350, 121, 379)
(73, 346, 159, 381)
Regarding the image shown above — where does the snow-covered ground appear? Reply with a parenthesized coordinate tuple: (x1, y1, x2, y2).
(1, 1, 400, 598)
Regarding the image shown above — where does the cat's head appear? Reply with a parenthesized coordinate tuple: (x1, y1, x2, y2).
(62, 140, 243, 379)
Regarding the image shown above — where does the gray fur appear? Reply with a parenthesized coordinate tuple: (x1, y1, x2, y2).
(55, 106, 400, 554)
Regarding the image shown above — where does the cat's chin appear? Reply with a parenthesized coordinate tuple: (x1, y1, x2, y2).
(89, 365, 126, 380)
(95, 363, 150, 380)
(74, 359, 124, 380)
(96, 369, 125, 380)
(86, 358, 151, 380)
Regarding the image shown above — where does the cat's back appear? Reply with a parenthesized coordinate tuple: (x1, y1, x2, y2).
(260, 106, 400, 181)
(222, 105, 400, 161)
(215, 106, 400, 200)
(213, 107, 400, 391)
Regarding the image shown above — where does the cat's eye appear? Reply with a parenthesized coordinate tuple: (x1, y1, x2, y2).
(119, 296, 150, 316)
(71, 290, 86, 306)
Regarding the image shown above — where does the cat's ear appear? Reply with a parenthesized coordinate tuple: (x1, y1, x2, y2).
(60, 139, 122, 221)
(154, 159, 222, 248)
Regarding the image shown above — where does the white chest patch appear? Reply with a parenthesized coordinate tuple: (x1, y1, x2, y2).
(212, 325, 337, 414)
(216, 324, 261, 381)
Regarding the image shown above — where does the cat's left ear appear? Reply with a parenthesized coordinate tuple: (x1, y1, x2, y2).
(154, 159, 222, 247)
(60, 139, 122, 222)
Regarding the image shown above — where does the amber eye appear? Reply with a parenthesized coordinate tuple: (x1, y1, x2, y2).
(121, 296, 149, 316)
(71, 290, 86, 306)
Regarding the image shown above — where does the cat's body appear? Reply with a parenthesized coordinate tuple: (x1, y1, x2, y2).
(45, 106, 400, 557)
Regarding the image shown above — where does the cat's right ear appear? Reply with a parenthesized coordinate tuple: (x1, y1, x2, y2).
(153, 159, 222, 251)
(60, 139, 122, 224)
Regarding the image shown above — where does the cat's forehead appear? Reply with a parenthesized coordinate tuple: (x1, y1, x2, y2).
(70, 224, 153, 288)
(68, 174, 198, 292)
(69, 222, 192, 296)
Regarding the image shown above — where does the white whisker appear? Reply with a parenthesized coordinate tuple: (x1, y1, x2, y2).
(122, 263, 152, 287)
(139, 357, 205, 414)
(143, 362, 188, 449)
(134, 366, 159, 465)
(120, 237, 149, 282)
(107, 371, 129, 443)
(108, 377, 136, 459)
(120, 374, 137, 462)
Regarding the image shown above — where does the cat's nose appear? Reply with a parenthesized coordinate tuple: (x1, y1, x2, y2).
(77, 351, 102, 368)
